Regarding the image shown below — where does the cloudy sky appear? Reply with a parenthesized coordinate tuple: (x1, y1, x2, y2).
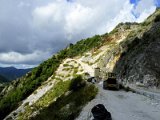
(0, 0, 159, 68)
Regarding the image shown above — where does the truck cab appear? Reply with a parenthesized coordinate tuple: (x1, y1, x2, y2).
(103, 72, 119, 90)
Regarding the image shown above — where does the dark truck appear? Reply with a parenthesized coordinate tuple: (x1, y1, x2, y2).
(103, 72, 119, 90)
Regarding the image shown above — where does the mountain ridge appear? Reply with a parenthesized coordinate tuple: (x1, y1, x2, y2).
(0, 67, 32, 81)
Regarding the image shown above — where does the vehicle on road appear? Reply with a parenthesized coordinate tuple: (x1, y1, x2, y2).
(103, 73, 119, 90)
(87, 77, 96, 84)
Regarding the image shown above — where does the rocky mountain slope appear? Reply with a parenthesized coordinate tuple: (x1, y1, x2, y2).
(113, 9, 160, 88)
(0, 8, 160, 120)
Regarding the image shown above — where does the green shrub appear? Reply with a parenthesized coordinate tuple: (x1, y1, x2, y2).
(69, 75, 86, 91)
(62, 68, 70, 71)
(110, 28, 118, 34)
(24, 102, 29, 107)
(63, 64, 69, 67)
(141, 21, 150, 26)
(154, 14, 160, 22)
(66, 74, 71, 78)
(73, 68, 78, 74)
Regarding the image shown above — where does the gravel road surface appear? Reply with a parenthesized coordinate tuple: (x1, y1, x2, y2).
(76, 83, 160, 120)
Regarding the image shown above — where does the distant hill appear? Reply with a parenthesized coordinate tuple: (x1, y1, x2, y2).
(0, 67, 32, 81)
(0, 75, 8, 83)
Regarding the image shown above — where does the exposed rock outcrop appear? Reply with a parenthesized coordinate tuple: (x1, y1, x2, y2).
(113, 19, 160, 88)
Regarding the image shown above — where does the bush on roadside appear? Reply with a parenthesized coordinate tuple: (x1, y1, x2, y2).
(154, 14, 160, 22)
(69, 75, 86, 91)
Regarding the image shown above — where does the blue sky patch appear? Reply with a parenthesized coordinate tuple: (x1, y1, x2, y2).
(130, 0, 160, 7)
(130, 0, 160, 18)
(130, 0, 140, 6)
(67, 0, 74, 2)
(155, 0, 160, 7)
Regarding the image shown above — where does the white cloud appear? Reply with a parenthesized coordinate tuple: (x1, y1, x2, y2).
(134, 0, 156, 22)
(32, 0, 156, 39)
(136, 6, 156, 22)
(65, 4, 94, 36)
(32, 0, 132, 41)
(33, 3, 63, 28)
(105, 1, 136, 32)
(0, 0, 157, 68)
(134, 0, 155, 15)
(0, 51, 50, 64)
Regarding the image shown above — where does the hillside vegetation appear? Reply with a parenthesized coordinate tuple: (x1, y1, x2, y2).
(0, 75, 8, 94)
(0, 35, 104, 119)
(17, 76, 98, 120)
